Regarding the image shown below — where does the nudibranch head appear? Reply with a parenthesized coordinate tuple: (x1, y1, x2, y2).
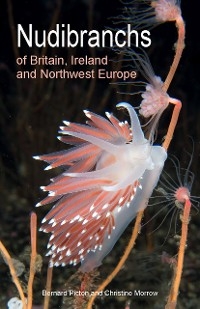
(34, 103, 167, 272)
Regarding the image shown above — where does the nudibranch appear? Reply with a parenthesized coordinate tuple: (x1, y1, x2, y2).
(34, 103, 167, 272)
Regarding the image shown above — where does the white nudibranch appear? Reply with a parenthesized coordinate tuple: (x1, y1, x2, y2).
(34, 102, 167, 272)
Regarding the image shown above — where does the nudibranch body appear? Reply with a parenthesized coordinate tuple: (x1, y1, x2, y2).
(34, 103, 167, 272)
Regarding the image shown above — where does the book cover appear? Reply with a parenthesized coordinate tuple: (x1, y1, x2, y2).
(0, 1, 199, 308)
